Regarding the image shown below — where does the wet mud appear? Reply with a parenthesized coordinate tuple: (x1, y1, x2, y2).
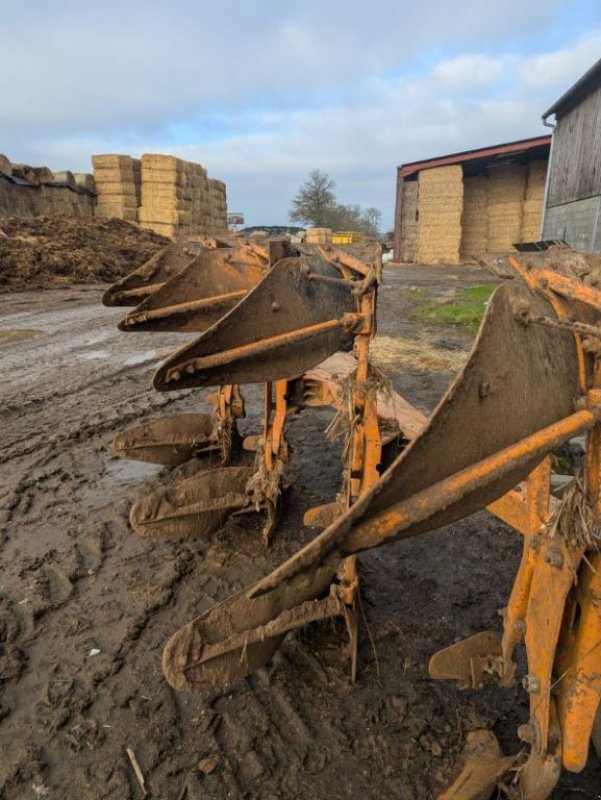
(1, 266, 599, 799)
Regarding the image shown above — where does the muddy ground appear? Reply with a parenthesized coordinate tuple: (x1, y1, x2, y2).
(1, 266, 600, 799)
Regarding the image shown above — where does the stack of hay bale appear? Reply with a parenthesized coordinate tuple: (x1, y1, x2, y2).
(190, 162, 209, 236)
(487, 164, 526, 252)
(92, 155, 140, 223)
(138, 155, 228, 239)
(90, 152, 228, 239)
(138, 154, 190, 239)
(399, 181, 418, 262)
(460, 176, 489, 260)
(416, 166, 463, 264)
(520, 160, 547, 242)
(207, 178, 227, 235)
(305, 227, 332, 244)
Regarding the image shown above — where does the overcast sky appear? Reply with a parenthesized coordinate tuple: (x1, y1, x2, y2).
(2, 1, 601, 227)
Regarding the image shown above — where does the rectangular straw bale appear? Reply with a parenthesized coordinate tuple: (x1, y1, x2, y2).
(139, 220, 177, 238)
(94, 166, 139, 183)
(520, 160, 548, 242)
(417, 165, 463, 264)
(521, 214, 543, 242)
(96, 194, 138, 209)
(526, 159, 547, 183)
(208, 178, 226, 192)
(141, 154, 185, 172)
(141, 168, 188, 188)
(140, 199, 186, 214)
(138, 207, 192, 225)
(92, 154, 135, 170)
(519, 160, 547, 242)
(460, 176, 488, 260)
(141, 184, 192, 203)
(95, 204, 138, 222)
(95, 181, 137, 197)
(486, 164, 526, 251)
(401, 181, 419, 231)
(400, 181, 418, 246)
(305, 227, 332, 244)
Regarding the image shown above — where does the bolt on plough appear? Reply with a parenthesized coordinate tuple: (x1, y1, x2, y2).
(104, 239, 601, 799)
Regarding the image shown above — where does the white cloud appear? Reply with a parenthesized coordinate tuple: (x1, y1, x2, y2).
(1, 3, 600, 227)
(517, 31, 601, 91)
(432, 54, 507, 89)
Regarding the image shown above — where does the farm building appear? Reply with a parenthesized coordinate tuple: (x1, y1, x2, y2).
(393, 136, 551, 264)
(542, 58, 601, 251)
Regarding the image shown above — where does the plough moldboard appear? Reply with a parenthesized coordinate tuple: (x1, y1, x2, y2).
(103, 238, 601, 799)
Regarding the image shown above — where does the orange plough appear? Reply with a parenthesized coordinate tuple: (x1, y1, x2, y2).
(103, 240, 601, 799)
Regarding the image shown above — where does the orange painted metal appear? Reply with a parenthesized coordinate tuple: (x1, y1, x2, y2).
(491, 459, 553, 686)
(555, 552, 601, 772)
(534, 269, 601, 312)
(345, 408, 599, 555)
(487, 458, 552, 538)
(112, 282, 166, 300)
(122, 288, 249, 325)
(523, 534, 586, 759)
(271, 380, 288, 462)
(337, 283, 380, 677)
(347, 292, 381, 506)
(162, 316, 360, 385)
(261, 380, 289, 472)
(157, 250, 601, 800)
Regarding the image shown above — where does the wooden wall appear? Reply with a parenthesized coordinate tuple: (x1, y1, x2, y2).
(547, 83, 601, 207)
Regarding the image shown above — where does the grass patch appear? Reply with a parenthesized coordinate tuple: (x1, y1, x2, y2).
(407, 287, 427, 300)
(409, 284, 496, 332)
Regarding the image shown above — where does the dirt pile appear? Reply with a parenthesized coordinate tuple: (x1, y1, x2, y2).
(0, 216, 169, 292)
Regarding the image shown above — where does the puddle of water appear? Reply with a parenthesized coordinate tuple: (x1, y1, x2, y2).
(75, 348, 161, 366)
(101, 458, 164, 488)
(76, 349, 111, 361)
(124, 350, 160, 366)
(83, 331, 114, 346)
(0, 329, 42, 345)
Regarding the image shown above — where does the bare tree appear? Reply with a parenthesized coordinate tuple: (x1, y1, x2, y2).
(289, 170, 336, 227)
(289, 170, 382, 236)
(361, 207, 382, 237)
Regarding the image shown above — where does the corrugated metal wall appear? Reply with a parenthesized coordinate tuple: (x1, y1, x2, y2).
(542, 196, 601, 251)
